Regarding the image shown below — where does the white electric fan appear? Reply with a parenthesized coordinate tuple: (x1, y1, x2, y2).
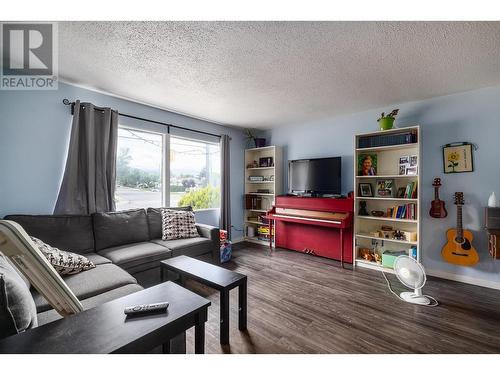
(385, 255, 438, 306)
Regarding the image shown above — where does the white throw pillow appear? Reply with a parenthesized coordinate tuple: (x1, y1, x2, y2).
(30, 237, 95, 275)
(161, 209, 199, 241)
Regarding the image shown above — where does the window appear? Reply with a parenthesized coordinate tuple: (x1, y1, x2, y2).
(170, 136, 221, 210)
(115, 127, 221, 211)
(115, 128, 163, 210)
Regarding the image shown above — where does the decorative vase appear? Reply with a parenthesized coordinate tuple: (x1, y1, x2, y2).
(254, 138, 266, 148)
(488, 192, 498, 207)
(379, 117, 395, 131)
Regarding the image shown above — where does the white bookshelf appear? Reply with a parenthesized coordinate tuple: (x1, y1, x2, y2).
(353, 126, 421, 271)
(355, 197, 418, 202)
(244, 145, 283, 245)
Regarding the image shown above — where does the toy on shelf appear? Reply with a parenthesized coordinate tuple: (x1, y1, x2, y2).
(393, 230, 405, 241)
(359, 247, 373, 261)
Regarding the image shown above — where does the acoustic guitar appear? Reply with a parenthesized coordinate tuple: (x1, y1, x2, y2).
(429, 178, 447, 218)
(441, 192, 479, 266)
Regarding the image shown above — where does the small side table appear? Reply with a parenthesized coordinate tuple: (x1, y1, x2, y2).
(161, 256, 247, 345)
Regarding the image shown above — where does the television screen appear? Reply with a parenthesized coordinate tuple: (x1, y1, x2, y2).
(288, 157, 341, 195)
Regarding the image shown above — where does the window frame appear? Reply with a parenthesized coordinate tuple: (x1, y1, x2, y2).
(169, 134, 221, 210)
(116, 124, 221, 211)
(116, 124, 168, 209)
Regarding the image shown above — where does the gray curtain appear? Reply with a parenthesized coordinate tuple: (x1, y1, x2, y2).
(220, 134, 231, 237)
(54, 100, 118, 214)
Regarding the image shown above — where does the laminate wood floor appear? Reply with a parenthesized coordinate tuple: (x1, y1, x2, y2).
(183, 242, 500, 354)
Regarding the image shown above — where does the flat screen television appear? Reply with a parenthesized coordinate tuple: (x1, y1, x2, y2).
(288, 157, 341, 195)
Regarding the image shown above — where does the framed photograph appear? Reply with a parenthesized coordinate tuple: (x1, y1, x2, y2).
(410, 155, 418, 167)
(399, 155, 409, 175)
(259, 157, 274, 168)
(399, 156, 409, 165)
(406, 166, 418, 176)
(358, 154, 377, 176)
(376, 179, 394, 197)
(359, 183, 373, 197)
(396, 187, 406, 198)
(443, 143, 474, 173)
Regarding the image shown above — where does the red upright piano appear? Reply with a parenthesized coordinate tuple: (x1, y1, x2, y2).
(267, 195, 354, 266)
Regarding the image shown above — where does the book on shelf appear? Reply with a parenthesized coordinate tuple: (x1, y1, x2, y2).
(245, 194, 268, 209)
(387, 203, 417, 220)
(404, 181, 418, 198)
(358, 130, 417, 149)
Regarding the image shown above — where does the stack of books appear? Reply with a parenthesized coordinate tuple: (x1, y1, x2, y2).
(404, 181, 418, 198)
(245, 194, 263, 209)
(387, 203, 417, 220)
(358, 130, 418, 149)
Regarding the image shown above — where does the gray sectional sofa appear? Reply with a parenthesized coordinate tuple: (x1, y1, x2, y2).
(3, 207, 219, 326)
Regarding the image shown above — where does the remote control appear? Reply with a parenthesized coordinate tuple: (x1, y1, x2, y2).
(124, 302, 169, 316)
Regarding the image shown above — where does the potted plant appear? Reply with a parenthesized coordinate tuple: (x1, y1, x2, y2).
(377, 109, 399, 131)
(245, 129, 266, 148)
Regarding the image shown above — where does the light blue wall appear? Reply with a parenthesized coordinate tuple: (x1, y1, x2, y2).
(0, 82, 246, 240)
(266, 85, 500, 287)
(3, 81, 500, 286)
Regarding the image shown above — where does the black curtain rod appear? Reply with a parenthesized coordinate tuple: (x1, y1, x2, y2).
(62, 99, 223, 139)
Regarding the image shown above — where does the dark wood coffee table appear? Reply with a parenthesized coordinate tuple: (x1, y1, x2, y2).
(161, 255, 247, 345)
(0, 281, 210, 354)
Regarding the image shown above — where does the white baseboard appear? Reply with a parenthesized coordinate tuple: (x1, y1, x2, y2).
(426, 268, 500, 290)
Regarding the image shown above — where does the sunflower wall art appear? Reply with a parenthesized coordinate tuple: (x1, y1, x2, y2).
(442, 142, 475, 173)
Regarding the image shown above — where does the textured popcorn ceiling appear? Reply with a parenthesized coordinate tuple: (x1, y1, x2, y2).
(59, 22, 500, 129)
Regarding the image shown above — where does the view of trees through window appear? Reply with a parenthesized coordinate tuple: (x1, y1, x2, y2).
(170, 136, 221, 210)
(115, 128, 221, 211)
(115, 128, 163, 210)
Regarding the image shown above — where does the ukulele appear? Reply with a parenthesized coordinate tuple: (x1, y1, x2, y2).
(429, 178, 447, 218)
(441, 192, 479, 266)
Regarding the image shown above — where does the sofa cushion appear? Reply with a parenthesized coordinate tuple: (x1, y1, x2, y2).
(32, 263, 137, 313)
(4, 214, 94, 254)
(85, 253, 112, 266)
(151, 237, 212, 258)
(98, 242, 171, 272)
(30, 236, 96, 275)
(37, 283, 144, 326)
(92, 209, 150, 251)
(147, 206, 193, 240)
(0, 253, 38, 339)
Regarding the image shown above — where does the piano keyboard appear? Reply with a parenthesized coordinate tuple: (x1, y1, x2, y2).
(271, 214, 342, 225)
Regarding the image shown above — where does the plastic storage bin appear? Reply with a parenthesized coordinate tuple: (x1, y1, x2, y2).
(382, 250, 407, 269)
